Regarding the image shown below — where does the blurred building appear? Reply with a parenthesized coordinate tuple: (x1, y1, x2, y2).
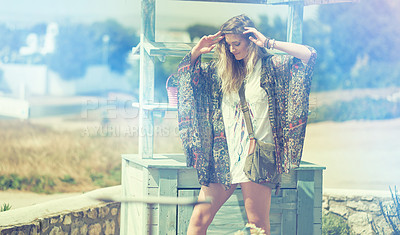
(0, 63, 134, 97)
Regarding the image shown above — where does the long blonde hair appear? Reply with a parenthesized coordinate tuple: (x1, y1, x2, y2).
(215, 14, 268, 94)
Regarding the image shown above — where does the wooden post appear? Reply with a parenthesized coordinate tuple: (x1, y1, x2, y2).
(158, 169, 178, 234)
(297, 170, 315, 235)
(286, 1, 304, 44)
(139, 0, 156, 159)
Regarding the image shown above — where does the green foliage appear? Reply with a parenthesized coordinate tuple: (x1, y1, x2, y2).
(89, 172, 105, 187)
(108, 165, 121, 184)
(31, 176, 56, 194)
(60, 175, 76, 185)
(1, 203, 12, 212)
(322, 213, 351, 235)
(310, 97, 400, 123)
(187, 24, 219, 42)
(378, 187, 400, 234)
(89, 165, 121, 187)
(0, 174, 55, 194)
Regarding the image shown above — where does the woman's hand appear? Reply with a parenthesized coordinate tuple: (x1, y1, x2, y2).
(243, 26, 312, 64)
(191, 31, 224, 64)
(243, 27, 268, 48)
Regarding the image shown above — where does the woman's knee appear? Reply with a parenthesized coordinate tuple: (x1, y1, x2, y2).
(187, 205, 215, 234)
(191, 205, 215, 226)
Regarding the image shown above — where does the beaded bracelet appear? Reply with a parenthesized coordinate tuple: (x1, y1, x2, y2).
(270, 39, 276, 50)
(263, 37, 270, 49)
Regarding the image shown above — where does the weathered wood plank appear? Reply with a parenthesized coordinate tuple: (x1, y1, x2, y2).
(314, 170, 323, 188)
(120, 161, 148, 235)
(177, 190, 199, 234)
(181, 0, 358, 5)
(287, 2, 303, 44)
(147, 204, 159, 227)
(180, 0, 268, 4)
(122, 154, 188, 168)
(158, 169, 178, 235)
(297, 170, 315, 235)
(282, 209, 297, 234)
(314, 186, 323, 207)
(208, 191, 247, 234)
(304, 0, 359, 5)
(120, 159, 130, 235)
(281, 171, 297, 189)
(139, 0, 156, 159)
(314, 206, 322, 224)
(281, 189, 297, 234)
(138, 44, 155, 159)
(313, 223, 322, 235)
(141, 0, 155, 40)
(297, 161, 326, 170)
(148, 168, 159, 187)
(178, 169, 199, 188)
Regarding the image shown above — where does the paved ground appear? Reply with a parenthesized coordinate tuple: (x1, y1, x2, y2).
(0, 190, 82, 210)
(302, 118, 400, 191)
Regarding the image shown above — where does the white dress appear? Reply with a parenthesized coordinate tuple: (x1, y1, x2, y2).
(221, 60, 274, 184)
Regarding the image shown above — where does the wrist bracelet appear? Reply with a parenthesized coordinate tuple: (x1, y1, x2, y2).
(263, 37, 270, 49)
(270, 39, 276, 50)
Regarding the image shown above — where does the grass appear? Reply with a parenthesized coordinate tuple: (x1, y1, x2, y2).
(1, 203, 12, 212)
(377, 186, 400, 234)
(322, 213, 351, 235)
(0, 115, 182, 193)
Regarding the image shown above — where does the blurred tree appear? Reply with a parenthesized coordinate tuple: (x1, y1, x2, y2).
(47, 20, 139, 80)
(304, 0, 400, 90)
(187, 24, 219, 42)
(46, 24, 93, 79)
(0, 24, 28, 63)
(257, 15, 286, 42)
(91, 20, 138, 74)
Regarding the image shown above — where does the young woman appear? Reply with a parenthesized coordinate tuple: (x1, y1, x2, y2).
(175, 14, 317, 234)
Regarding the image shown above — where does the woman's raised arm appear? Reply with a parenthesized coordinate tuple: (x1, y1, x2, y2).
(190, 31, 224, 65)
(243, 27, 312, 64)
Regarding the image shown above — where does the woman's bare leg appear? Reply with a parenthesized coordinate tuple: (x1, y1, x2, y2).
(240, 181, 272, 235)
(187, 183, 237, 235)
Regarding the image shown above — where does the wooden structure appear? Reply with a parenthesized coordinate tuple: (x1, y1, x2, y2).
(121, 0, 356, 234)
(121, 154, 324, 234)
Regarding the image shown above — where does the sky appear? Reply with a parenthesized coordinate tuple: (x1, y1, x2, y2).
(0, 0, 319, 30)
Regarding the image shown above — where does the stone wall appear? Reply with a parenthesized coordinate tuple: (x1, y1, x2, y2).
(0, 202, 120, 235)
(323, 189, 395, 235)
(0, 186, 121, 235)
(1, 186, 397, 235)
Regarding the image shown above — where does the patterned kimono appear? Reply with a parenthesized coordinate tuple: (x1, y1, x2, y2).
(176, 47, 317, 189)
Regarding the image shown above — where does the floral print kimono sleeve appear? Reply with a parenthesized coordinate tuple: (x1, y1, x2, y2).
(176, 52, 214, 185)
(262, 46, 317, 173)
